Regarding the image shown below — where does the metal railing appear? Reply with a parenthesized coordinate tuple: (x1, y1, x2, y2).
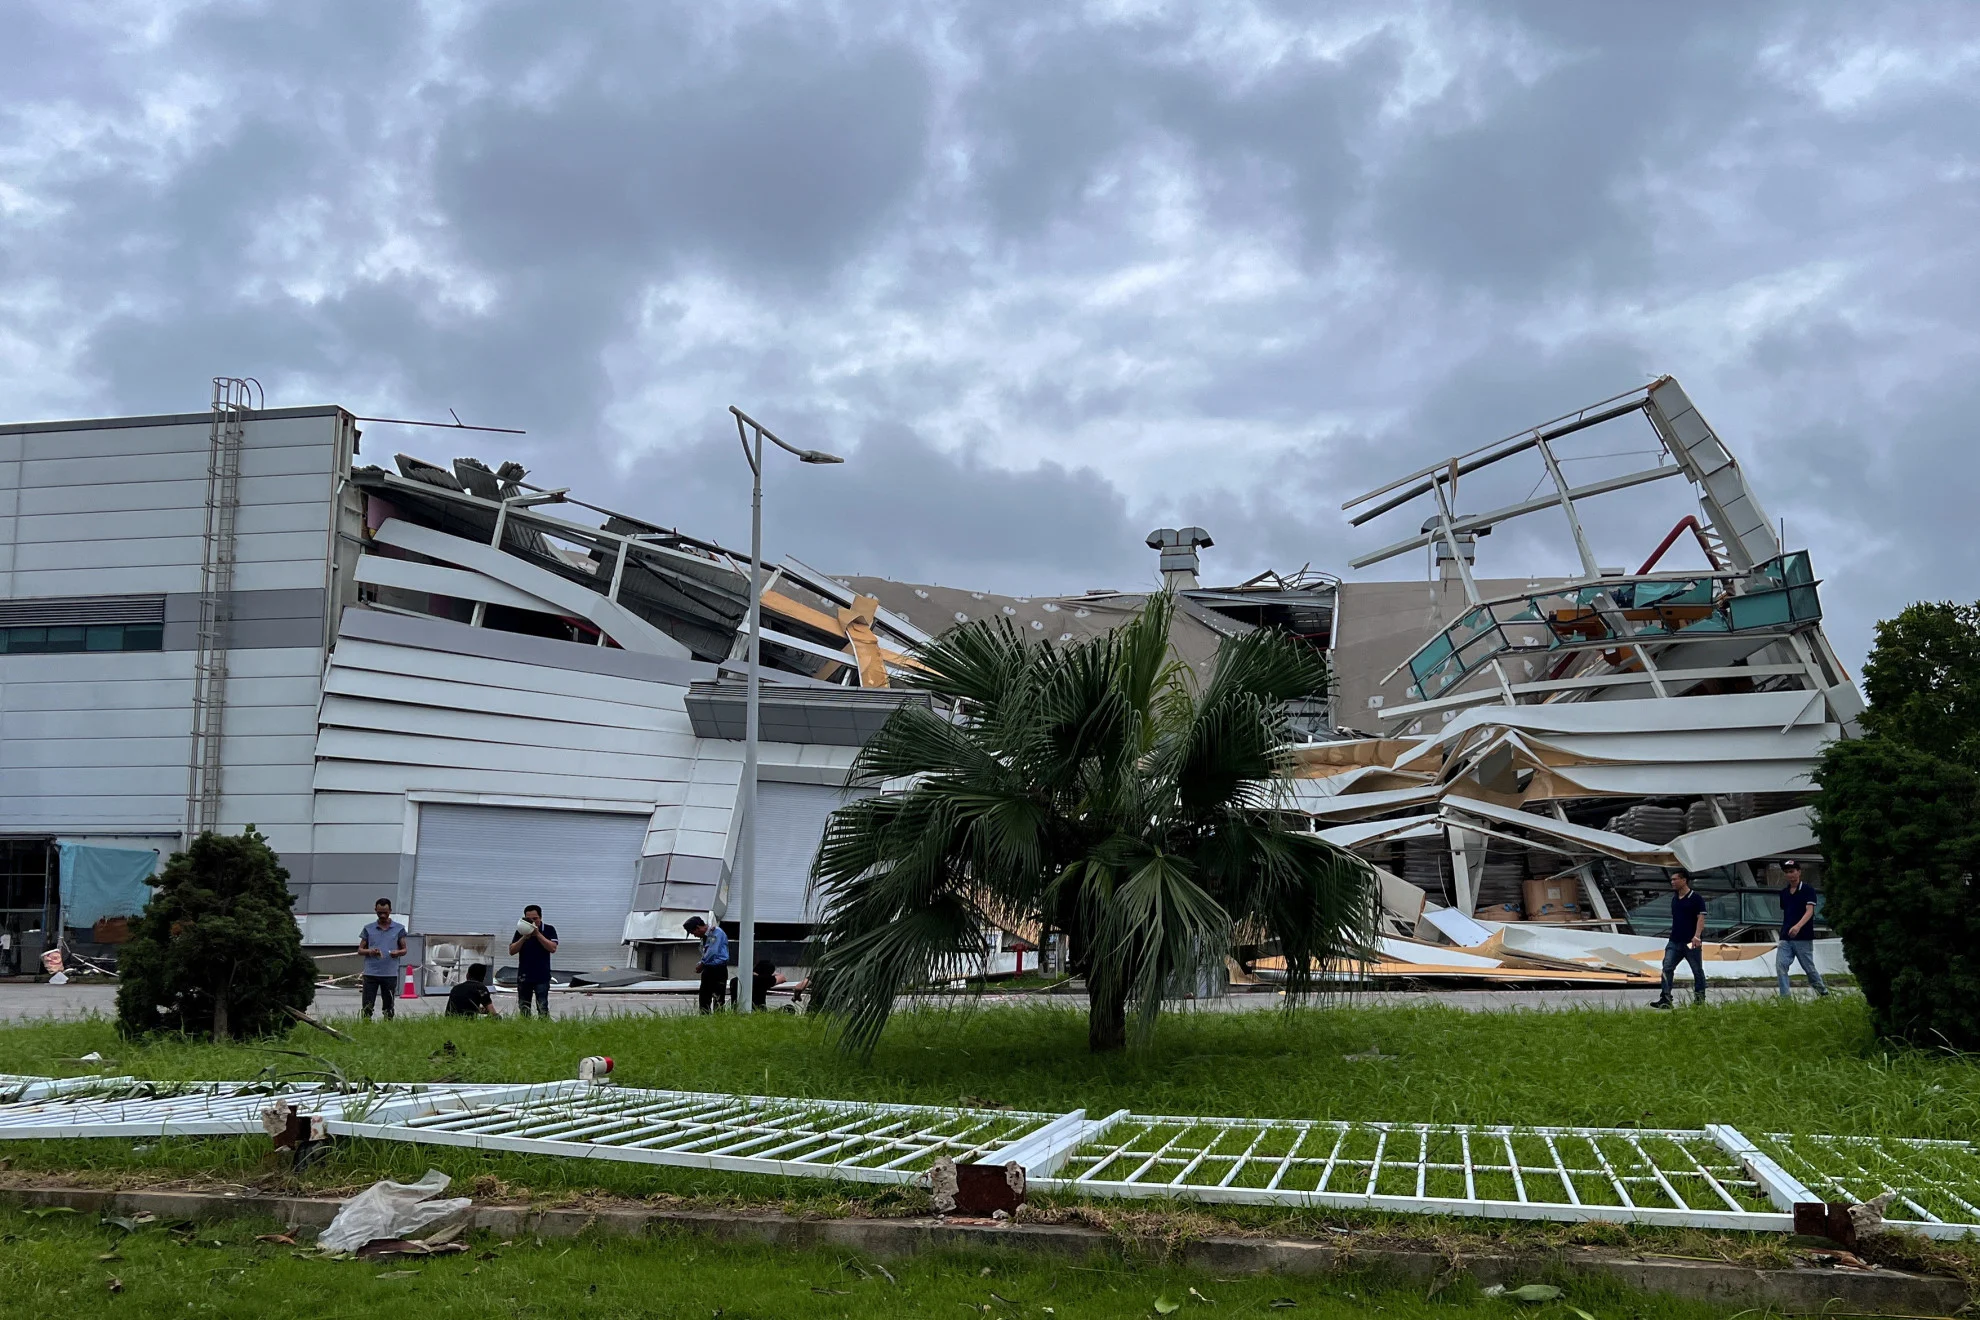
(3, 1078, 1975, 1239)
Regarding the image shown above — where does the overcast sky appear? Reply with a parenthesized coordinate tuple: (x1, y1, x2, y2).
(4, 2, 1976, 667)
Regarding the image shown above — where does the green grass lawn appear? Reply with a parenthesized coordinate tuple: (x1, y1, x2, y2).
(2, 993, 1970, 1135)
(1, 993, 1975, 1270)
(0, 1204, 1768, 1320)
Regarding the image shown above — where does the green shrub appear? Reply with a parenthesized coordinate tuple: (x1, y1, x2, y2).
(1814, 599, 1980, 1050)
(1812, 737, 1980, 1048)
(114, 826, 315, 1042)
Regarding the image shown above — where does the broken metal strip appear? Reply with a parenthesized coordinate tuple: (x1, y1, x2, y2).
(1351, 465, 1682, 569)
(1342, 389, 1654, 516)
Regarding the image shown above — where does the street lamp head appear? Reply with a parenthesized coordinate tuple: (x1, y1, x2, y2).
(798, 450, 845, 465)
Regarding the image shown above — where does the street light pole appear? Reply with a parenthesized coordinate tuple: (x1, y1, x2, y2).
(728, 406, 842, 1014)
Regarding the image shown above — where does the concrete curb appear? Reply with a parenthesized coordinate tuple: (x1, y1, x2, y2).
(0, 1184, 1965, 1315)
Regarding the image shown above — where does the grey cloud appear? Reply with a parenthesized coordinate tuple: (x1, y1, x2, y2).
(1, 0, 1976, 672)
(434, 30, 933, 279)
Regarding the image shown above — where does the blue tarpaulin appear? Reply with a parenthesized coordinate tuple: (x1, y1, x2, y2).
(58, 843, 160, 928)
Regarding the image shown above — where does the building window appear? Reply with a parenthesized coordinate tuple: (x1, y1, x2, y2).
(0, 622, 164, 654)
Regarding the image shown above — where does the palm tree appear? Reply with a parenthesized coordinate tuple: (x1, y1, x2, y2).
(807, 592, 1377, 1053)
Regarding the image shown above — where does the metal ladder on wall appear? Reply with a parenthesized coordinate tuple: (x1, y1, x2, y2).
(184, 377, 261, 841)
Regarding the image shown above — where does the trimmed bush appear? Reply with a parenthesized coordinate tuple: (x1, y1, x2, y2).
(115, 826, 315, 1041)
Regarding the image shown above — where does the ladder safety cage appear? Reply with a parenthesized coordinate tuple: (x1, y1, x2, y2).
(185, 375, 263, 840)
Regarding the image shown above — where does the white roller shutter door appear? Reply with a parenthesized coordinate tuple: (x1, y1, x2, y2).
(751, 782, 872, 924)
(413, 803, 645, 973)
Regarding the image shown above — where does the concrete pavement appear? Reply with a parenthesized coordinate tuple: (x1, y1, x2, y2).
(0, 979, 1806, 1025)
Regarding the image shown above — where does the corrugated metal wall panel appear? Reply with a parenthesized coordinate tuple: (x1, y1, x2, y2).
(312, 760, 660, 802)
(20, 472, 329, 516)
(331, 639, 692, 712)
(317, 694, 699, 758)
(309, 791, 409, 824)
(412, 803, 645, 974)
(322, 667, 688, 732)
(751, 782, 873, 924)
(314, 727, 694, 783)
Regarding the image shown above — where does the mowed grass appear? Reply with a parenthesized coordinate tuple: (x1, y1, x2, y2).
(0, 1205, 1769, 1320)
(1, 993, 1970, 1135)
(0, 993, 1975, 1227)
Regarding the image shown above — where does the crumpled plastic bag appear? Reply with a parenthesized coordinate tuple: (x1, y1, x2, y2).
(318, 1170, 471, 1254)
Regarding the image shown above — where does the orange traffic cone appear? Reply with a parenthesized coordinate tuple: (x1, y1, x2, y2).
(400, 965, 419, 999)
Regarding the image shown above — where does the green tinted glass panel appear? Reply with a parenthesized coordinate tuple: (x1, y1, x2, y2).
(1411, 634, 1455, 683)
(123, 623, 164, 651)
(1787, 585, 1821, 621)
(1727, 590, 1791, 629)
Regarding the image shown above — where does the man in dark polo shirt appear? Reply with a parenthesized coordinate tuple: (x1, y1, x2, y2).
(508, 904, 559, 1018)
(1651, 869, 1708, 1009)
(1775, 860, 1829, 998)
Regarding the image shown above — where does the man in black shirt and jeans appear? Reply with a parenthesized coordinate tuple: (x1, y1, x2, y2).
(1652, 869, 1708, 1009)
(509, 904, 559, 1018)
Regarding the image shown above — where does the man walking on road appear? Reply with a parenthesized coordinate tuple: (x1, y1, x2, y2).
(509, 904, 558, 1018)
(1651, 869, 1707, 1009)
(1776, 860, 1829, 998)
(358, 897, 408, 1022)
(684, 916, 729, 1014)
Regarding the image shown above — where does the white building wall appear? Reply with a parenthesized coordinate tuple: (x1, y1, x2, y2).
(308, 607, 858, 947)
(0, 408, 352, 872)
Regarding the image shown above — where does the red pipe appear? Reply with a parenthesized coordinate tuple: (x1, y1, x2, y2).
(1636, 516, 1724, 575)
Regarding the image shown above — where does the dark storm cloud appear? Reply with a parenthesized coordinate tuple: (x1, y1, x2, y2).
(1, 0, 1976, 667)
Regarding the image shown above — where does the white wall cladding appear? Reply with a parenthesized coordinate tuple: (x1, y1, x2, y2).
(0, 409, 348, 857)
(314, 633, 704, 814)
(0, 413, 345, 597)
(308, 609, 862, 937)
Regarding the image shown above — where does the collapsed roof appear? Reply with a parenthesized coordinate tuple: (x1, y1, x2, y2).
(353, 457, 931, 689)
(1301, 376, 1860, 932)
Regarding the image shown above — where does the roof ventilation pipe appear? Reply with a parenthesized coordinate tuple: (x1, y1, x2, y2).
(1147, 527, 1213, 591)
(1420, 516, 1490, 583)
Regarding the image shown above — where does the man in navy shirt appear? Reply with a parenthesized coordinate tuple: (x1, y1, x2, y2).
(1651, 869, 1708, 1009)
(684, 916, 730, 1014)
(357, 897, 408, 1021)
(1775, 860, 1829, 998)
(508, 904, 558, 1018)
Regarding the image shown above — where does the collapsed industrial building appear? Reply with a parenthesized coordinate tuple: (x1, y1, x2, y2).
(0, 375, 1851, 990)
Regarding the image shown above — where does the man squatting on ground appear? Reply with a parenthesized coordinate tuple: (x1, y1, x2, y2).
(509, 904, 558, 1018)
(357, 897, 408, 1021)
(445, 963, 499, 1018)
(684, 915, 729, 1013)
(1653, 869, 1707, 1009)
(1776, 859, 1829, 998)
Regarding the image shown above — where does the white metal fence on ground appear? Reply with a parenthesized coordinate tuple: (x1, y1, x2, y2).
(2, 1077, 1975, 1239)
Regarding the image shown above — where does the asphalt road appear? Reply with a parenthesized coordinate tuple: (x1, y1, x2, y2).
(0, 979, 1804, 1025)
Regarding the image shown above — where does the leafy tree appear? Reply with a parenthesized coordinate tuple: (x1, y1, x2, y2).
(1859, 601, 1980, 766)
(1813, 598, 1980, 1049)
(1811, 738, 1980, 1048)
(808, 592, 1377, 1054)
(116, 826, 315, 1042)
